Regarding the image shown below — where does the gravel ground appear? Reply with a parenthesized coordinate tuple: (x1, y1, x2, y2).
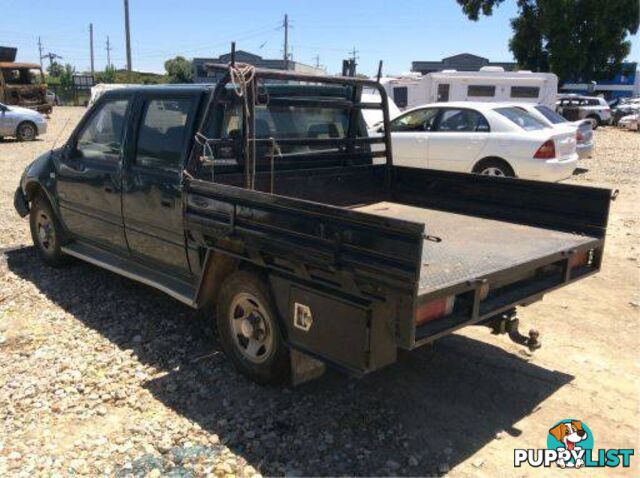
(1, 108, 639, 477)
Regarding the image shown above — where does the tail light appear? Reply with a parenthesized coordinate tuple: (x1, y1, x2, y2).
(569, 249, 594, 268)
(576, 130, 584, 142)
(534, 140, 556, 159)
(416, 296, 455, 326)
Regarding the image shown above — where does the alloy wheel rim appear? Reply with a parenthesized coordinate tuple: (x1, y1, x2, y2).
(481, 167, 505, 177)
(20, 124, 35, 140)
(228, 292, 274, 364)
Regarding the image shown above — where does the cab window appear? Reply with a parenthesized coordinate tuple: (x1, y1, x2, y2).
(76, 98, 129, 161)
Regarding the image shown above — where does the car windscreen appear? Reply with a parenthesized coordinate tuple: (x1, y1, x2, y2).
(534, 105, 567, 124)
(495, 107, 547, 131)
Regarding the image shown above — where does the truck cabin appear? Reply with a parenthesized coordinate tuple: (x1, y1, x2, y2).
(0, 62, 50, 113)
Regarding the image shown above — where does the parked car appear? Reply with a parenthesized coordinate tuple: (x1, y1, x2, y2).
(556, 95, 611, 129)
(375, 101, 578, 181)
(14, 70, 610, 386)
(510, 103, 594, 159)
(618, 113, 640, 131)
(0, 101, 47, 141)
(611, 98, 640, 125)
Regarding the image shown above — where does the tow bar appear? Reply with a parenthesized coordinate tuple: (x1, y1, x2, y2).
(487, 309, 541, 352)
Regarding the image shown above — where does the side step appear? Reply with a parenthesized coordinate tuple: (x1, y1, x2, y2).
(61, 242, 198, 308)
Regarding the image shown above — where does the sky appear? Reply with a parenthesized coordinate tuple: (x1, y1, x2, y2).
(2, 0, 639, 76)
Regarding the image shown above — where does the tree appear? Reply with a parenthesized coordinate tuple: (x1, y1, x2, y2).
(164, 56, 193, 83)
(96, 65, 116, 84)
(59, 64, 76, 89)
(455, 0, 639, 83)
(47, 61, 63, 78)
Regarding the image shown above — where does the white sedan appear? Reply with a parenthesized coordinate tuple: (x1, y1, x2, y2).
(379, 102, 578, 182)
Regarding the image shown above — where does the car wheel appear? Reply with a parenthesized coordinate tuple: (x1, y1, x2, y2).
(473, 158, 515, 178)
(216, 271, 290, 385)
(29, 196, 69, 267)
(16, 121, 37, 141)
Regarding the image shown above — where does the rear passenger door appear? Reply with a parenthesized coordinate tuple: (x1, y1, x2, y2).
(122, 93, 199, 276)
(426, 108, 490, 173)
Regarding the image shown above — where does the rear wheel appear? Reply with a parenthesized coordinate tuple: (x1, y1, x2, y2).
(216, 271, 290, 385)
(473, 158, 515, 178)
(16, 121, 37, 141)
(587, 115, 600, 130)
(29, 197, 68, 267)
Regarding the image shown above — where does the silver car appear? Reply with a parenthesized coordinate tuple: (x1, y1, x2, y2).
(0, 102, 47, 141)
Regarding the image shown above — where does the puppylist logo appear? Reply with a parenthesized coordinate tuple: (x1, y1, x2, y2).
(514, 419, 634, 469)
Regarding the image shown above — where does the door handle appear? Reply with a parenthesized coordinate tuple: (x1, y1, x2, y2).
(160, 198, 174, 208)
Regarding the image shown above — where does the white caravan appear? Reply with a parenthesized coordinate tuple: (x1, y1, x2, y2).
(382, 67, 558, 110)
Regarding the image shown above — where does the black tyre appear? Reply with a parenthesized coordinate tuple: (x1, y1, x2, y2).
(587, 115, 600, 130)
(16, 121, 37, 141)
(473, 158, 515, 178)
(29, 196, 68, 267)
(216, 271, 290, 385)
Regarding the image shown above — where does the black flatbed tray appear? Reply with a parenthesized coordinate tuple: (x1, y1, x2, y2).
(354, 202, 597, 295)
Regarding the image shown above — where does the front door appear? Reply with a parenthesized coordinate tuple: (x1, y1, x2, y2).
(122, 93, 199, 275)
(388, 107, 438, 167)
(56, 95, 131, 252)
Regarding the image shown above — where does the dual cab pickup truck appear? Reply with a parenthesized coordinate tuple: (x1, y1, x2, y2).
(15, 65, 612, 385)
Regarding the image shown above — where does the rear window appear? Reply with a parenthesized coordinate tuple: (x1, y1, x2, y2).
(510, 86, 540, 98)
(534, 105, 567, 125)
(495, 107, 547, 131)
(467, 85, 496, 97)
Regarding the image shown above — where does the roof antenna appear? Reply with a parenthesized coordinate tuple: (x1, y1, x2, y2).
(376, 60, 383, 83)
(230, 41, 236, 67)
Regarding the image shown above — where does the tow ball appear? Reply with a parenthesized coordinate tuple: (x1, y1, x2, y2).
(487, 310, 541, 352)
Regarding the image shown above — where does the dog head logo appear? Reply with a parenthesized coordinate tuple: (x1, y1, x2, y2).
(549, 420, 588, 451)
(547, 419, 594, 468)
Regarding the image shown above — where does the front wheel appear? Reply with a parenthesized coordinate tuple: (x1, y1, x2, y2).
(29, 197, 68, 267)
(216, 271, 290, 385)
(16, 122, 37, 141)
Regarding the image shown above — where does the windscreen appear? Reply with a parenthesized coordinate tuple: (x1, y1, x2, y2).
(495, 107, 547, 131)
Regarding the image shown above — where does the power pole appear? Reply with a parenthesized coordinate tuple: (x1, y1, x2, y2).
(124, 0, 132, 71)
(106, 36, 112, 68)
(313, 54, 320, 68)
(89, 23, 95, 76)
(38, 36, 44, 69)
(283, 14, 289, 70)
(348, 47, 359, 76)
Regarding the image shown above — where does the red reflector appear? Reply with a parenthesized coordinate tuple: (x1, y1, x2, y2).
(576, 131, 584, 142)
(569, 250, 591, 268)
(534, 140, 556, 159)
(416, 296, 455, 326)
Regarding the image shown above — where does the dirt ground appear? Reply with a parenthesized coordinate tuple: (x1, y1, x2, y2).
(0, 107, 638, 477)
